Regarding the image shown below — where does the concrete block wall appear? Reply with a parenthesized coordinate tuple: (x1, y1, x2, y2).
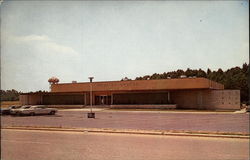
(171, 90, 240, 110)
(205, 90, 240, 110)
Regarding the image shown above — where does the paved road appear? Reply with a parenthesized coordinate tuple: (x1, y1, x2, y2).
(1, 110, 249, 133)
(1, 129, 249, 160)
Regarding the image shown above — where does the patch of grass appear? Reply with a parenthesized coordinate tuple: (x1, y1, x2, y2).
(1, 101, 21, 108)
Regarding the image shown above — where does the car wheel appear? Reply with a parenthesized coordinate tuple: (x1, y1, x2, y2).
(50, 111, 55, 115)
(30, 112, 35, 116)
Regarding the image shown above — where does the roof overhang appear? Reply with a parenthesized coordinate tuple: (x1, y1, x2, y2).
(50, 78, 224, 93)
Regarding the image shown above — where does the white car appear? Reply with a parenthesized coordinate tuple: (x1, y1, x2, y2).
(10, 105, 31, 115)
(12, 105, 57, 116)
(1, 105, 21, 115)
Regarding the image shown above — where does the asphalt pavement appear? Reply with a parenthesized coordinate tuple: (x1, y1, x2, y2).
(1, 129, 249, 160)
(1, 110, 249, 134)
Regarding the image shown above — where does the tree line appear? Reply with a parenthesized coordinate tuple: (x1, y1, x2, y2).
(123, 63, 249, 103)
(0, 90, 48, 101)
(0, 89, 21, 101)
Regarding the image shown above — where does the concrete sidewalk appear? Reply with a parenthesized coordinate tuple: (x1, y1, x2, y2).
(2, 126, 249, 139)
(59, 108, 108, 112)
(59, 108, 243, 114)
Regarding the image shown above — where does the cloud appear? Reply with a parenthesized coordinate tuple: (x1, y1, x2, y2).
(43, 41, 79, 55)
(17, 34, 50, 42)
(12, 34, 79, 55)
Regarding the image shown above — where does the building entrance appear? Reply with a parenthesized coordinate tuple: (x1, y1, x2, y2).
(95, 95, 111, 105)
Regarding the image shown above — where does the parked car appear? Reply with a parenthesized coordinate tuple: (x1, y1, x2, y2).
(0, 105, 21, 115)
(12, 105, 57, 116)
(246, 105, 250, 112)
(10, 105, 31, 115)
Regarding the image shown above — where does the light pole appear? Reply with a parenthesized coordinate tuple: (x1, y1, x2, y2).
(88, 77, 95, 118)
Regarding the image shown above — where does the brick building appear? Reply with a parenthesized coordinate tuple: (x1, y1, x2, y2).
(20, 78, 240, 110)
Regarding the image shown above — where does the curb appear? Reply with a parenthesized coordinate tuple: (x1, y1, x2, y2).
(56, 108, 238, 114)
(2, 126, 249, 139)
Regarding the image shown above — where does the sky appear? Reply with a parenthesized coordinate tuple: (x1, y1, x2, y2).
(0, 0, 249, 92)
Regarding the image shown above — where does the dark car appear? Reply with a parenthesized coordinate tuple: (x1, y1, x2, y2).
(0, 105, 21, 115)
(246, 105, 250, 112)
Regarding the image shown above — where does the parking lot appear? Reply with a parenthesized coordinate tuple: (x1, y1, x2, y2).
(1, 109, 249, 134)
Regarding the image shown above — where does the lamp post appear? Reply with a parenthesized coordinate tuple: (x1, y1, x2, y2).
(88, 77, 95, 118)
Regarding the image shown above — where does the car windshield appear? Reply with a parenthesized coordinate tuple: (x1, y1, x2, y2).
(39, 106, 46, 109)
(10, 106, 21, 109)
(30, 106, 45, 109)
(36, 106, 46, 109)
(21, 106, 30, 109)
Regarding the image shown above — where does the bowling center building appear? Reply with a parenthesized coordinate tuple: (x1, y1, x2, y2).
(20, 77, 241, 110)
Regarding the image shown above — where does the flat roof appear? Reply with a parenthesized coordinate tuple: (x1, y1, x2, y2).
(51, 78, 224, 92)
(20, 92, 85, 95)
